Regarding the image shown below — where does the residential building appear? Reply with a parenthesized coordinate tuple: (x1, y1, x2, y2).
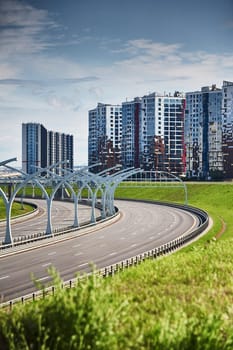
(141, 92, 185, 174)
(48, 131, 74, 175)
(222, 81, 233, 178)
(22, 123, 73, 174)
(22, 123, 47, 174)
(121, 97, 141, 168)
(185, 85, 223, 179)
(89, 93, 186, 176)
(88, 103, 122, 172)
(121, 92, 185, 175)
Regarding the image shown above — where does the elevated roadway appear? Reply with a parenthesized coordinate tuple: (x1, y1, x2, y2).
(0, 199, 100, 242)
(0, 199, 199, 301)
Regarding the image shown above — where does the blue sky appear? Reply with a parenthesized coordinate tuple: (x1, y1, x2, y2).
(0, 0, 232, 166)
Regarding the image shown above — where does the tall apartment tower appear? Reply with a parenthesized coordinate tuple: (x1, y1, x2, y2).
(22, 123, 73, 174)
(222, 81, 233, 178)
(185, 85, 223, 179)
(121, 98, 141, 168)
(88, 103, 122, 172)
(48, 131, 73, 175)
(141, 92, 185, 174)
(22, 123, 47, 174)
(121, 92, 185, 175)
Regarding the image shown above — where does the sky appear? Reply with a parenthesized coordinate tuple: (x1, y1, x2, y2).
(0, 0, 232, 167)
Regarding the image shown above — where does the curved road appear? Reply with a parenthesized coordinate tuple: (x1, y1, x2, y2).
(0, 200, 198, 302)
(0, 199, 100, 242)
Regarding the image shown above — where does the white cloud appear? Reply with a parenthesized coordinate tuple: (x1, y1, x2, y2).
(0, 0, 57, 58)
(0, 1, 233, 166)
(93, 39, 233, 98)
(46, 94, 75, 109)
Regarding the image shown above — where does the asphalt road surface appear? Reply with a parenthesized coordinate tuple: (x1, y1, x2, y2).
(0, 200, 198, 302)
(0, 199, 100, 242)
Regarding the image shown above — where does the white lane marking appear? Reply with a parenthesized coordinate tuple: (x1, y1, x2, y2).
(0, 275, 9, 280)
(74, 252, 83, 256)
(48, 251, 56, 256)
(109, 252, 117, 256)
(78, 263, 88, 268)
(130, 244, 137, 248)
(73, 244, 81, 248)
(36, 276, 49, 282)
(131, 232, 137, 236)
(120, 237, 126, 240)
(149, 236, 155, 240)
(42, 262, 52, 268)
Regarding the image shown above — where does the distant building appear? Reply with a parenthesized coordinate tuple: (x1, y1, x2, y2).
(141, 92, 185, 175)
(22, 123, 73, 174)
(89, 94, 185, 176)
(48, 131, 74, 175)
(222, 81, 233, 178)
(121, 92, 185, 175)
(121, 98, 141, 168)
(88, 103, 122, 173)
(185, 85, 223, 179)
(88, 83, 233, 178)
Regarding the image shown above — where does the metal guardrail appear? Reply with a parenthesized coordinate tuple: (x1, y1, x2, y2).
(0, 201, 209, 310)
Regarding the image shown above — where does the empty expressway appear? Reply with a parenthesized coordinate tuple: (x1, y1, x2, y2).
(0, 199, 199, 302)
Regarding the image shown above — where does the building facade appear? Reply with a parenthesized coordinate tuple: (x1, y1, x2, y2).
(141, 92, 185, 174)
(22, 123, 73, 174)
(48, 131, 74, 175)
(121, 92, 185, 175)
(89, 94, 186, 176)
(121, 98, 141, 168)
(222, 81, 233, 178)
(88, 83, 233, 178)
(185, 85, 223, 179)
(88, 103, 122, 172)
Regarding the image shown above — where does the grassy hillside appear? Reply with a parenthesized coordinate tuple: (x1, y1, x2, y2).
(0, 183, 233, 349)
(116, 183, 233, 240)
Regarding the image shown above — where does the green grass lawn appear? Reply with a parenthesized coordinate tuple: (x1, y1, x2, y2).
(0, 183, 233, 349)
(0, 199, 34, 220)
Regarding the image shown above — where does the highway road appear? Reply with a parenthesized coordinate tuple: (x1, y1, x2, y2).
(0, 199, 198, 302)
(0, 199, 101, 242)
